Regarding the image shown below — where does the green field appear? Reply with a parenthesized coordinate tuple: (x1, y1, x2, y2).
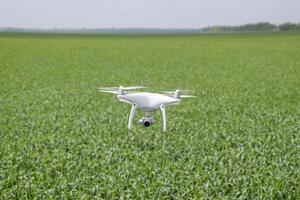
(0, 32, 300, 199)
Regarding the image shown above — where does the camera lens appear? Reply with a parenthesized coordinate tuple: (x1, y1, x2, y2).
(144, 121, 151, 127)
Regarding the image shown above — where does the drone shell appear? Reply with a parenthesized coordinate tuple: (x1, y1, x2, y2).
(118, 92, 180, 111)
(98, 86, 195, 131)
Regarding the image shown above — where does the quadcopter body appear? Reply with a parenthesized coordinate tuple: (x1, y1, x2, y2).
(98, 86, 195, 131)
(118, 92, 180, 111)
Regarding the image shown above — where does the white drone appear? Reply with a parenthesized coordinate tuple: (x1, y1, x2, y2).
(98, 86, 195, 131)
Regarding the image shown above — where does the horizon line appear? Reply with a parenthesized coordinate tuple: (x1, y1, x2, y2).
(1, 21, 300, 30)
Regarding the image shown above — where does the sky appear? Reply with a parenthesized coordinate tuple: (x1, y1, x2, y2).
(0, 0, 299, 29)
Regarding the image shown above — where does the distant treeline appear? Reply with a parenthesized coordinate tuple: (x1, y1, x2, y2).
(202, 22, 300, 33)
(0, 22, 300, 34)
(0, 27, 203, 34)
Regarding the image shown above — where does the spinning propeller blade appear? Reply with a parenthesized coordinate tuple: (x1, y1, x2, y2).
(97, 86, 146, 95)
(159, 91, 174, 94)
(123, 86, 147, 90)
(98, 86, 146, 90)
(98, 87, 119, 90)
(160, 90, 193, 94)
(180, 95, 196, 98)
(160, 89, 195, 98)
(97, 90, 119, 94)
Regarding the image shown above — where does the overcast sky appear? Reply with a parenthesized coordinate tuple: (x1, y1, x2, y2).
(0, 0, 299, 29)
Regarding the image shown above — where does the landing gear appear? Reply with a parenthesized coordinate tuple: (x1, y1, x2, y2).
(128, 104, 167, 132)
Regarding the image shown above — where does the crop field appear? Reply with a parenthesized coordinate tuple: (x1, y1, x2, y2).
(0, 32, 300, 199)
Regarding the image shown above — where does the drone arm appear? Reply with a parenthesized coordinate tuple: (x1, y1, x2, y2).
(128, 103, 137, 130)
(160, 105, 167, 132)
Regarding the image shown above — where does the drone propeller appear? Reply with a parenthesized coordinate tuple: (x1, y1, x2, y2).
(97, 90, 119, 94)
(160, 89, 195, 99)
(122, 86, 147, 90)
(180, 95, 196, 98)
(98, 87, 119, 90)
(98, 86, 146, 95)
(160, 89, 192, 94)
(98, 86, 146, 91)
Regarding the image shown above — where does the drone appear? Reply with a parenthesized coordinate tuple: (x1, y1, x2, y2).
(98, 86, 195, 131)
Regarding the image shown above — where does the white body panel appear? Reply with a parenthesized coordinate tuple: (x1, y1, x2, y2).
(118, 92, 180, 111)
